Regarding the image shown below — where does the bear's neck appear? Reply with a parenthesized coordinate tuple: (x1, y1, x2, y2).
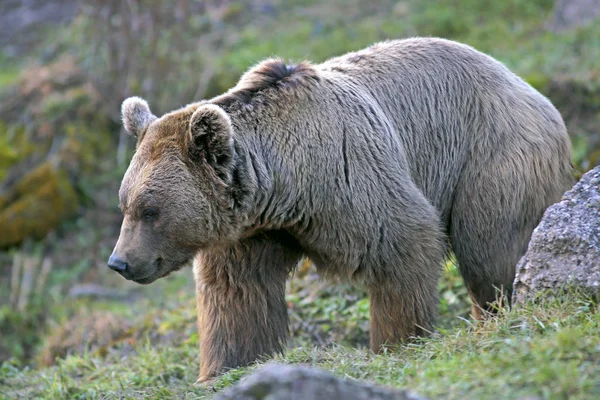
(232, 136, 300, 238)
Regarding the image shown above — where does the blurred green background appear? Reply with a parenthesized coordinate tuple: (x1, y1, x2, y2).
(0, 0, 599, 375)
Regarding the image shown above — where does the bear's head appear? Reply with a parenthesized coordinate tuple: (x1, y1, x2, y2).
(107, 97, 239, 284)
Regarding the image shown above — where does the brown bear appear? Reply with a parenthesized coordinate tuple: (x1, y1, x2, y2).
(108, 38, 574, 381)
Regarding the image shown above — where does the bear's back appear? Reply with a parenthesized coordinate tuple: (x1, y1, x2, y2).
(317, 38, 566, 221)
(209, 38, 568, 227)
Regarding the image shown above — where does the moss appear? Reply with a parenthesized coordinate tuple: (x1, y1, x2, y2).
(0, 123, 34, 181)
(0, 64, 117, 247)
(0, 139, 18, 181)
(0, 163, 77, 248)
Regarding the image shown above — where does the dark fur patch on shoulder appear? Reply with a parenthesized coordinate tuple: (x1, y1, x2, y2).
(216, 59, 320, 107)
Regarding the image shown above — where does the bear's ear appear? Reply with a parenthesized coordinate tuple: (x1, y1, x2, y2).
(121, 97, 157, 138)
(188, 104, 234, 171)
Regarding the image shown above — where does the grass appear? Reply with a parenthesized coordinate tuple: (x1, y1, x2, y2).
(0, 50, 20, 87)
(0, 68, 19, 87)
(1, 266, 599, 399)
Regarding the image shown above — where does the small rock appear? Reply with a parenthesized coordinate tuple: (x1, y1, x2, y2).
(513, 165, 600, 305)
(215, 363, 429, 400)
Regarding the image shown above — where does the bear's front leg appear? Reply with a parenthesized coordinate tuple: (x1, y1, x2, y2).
(368, 212, 445, 350)
(369, 275, 439, 350)
(193, 233, 302, 382)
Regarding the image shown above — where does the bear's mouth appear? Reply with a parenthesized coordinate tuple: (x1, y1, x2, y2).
(130, 256, 191, 285)
(132, 275, 157, 285)
(130, 269, 160, 284)
(129, 258, 162, 284)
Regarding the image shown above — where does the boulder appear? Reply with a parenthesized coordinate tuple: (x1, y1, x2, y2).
(215, 363, 428, 400)
(513, 165, 600, 305)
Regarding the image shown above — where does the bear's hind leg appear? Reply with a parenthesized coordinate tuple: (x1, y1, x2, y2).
(450, 143, 572, 319)
(450, 176, 532, 318)
(194, 232, 302, 382)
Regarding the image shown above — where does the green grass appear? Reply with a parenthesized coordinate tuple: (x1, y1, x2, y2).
(0, 68, 19, 87)
(0, 50, 22, 87)
(1, 265, 598, 399)
(217, 0, 599, 89)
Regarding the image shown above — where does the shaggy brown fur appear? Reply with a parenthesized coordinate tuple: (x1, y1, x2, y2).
(194, 231, 303, 381)
(109, 38, 574, 381)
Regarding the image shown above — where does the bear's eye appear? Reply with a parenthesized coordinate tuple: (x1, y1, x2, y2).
(142, 207, 158, 220)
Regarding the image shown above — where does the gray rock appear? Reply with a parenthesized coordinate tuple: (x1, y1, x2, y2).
(513, 166, 600, 305)
(214, 363, 429, 400)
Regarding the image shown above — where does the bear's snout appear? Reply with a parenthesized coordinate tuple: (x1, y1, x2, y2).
(107, 249, 163, 284)
(107, 252, 129, 277)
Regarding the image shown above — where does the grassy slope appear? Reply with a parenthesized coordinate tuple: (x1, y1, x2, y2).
(1, 267, 599, 399)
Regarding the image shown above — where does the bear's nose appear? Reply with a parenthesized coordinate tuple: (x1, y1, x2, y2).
(107, 253, 129, 274)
